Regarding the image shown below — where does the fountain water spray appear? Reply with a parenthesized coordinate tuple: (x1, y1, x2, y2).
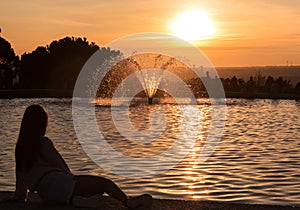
(129, 55, 177, 104)
(72, 32, 227, 179)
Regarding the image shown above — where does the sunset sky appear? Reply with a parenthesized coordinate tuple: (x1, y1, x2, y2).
(1, 0, 300, 67)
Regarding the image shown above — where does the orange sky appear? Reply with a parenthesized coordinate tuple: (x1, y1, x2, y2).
(0, 0, 300, 67)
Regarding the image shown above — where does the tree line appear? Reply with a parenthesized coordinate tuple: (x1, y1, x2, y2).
(188, 73, 300, 98)
(0, 36, 121, 91)
(0, 35, 299, 97)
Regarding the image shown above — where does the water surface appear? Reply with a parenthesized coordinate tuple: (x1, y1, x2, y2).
(0, 98, 299, 206)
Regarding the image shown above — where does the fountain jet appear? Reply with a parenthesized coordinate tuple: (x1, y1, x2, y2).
(129, 55, 176, 104)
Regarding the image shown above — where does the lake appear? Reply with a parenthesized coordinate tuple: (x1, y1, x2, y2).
(0, 98, 299, 206)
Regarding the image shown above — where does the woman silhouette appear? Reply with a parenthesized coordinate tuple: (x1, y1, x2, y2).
(14, 104, 152, 208)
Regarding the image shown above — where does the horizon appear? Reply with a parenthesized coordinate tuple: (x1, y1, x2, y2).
(1, 33, 300, 69)
(1, 0, 300, 67)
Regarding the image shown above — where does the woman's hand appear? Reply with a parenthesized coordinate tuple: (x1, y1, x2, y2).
(14, 185, 29, 203)
(13, 194, 27, 203)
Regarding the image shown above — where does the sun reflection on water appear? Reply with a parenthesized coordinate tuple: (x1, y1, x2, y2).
(0, 98, 299, 206)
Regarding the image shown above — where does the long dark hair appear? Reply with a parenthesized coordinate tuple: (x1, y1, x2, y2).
(15, 105, 48, 172)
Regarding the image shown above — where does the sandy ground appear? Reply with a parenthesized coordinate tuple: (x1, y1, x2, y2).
(1, 191, 299, 210)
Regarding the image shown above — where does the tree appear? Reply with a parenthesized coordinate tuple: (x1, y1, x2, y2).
(221, 78, 231, 91)
(20, 46, 50, 88)
(19, 36, 122, 92)
(0, 36, 19, 89)
(295, 82, 300, 94)
(230, 76, 239, 92)
(238, 78, 246, 92)
(188, 77, 205, 97)
(45, 37, 100, 90)
(264, 76, 274, 93)
(246, 76, 256, 93)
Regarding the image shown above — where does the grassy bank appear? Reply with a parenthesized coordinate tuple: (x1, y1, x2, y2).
(0, 89, 73, 99)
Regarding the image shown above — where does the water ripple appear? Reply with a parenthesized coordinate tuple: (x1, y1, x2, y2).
(0, 98, 299, 206)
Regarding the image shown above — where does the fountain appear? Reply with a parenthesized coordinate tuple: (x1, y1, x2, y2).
(129, 55, 176, 104)
(136, 68, 163, 104)
(96, 53, 195, 105)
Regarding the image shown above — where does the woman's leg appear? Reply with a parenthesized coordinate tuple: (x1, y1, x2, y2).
(72, 175, 128, 203)
(71, 175, 153, 209)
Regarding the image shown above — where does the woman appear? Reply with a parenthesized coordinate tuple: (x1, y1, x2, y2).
(14, 104, 152, 208)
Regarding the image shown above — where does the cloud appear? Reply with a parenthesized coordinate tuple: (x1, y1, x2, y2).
(285, 33, 300, 39)
(52, 19, 94, 27)
(212, 34, 246, 41)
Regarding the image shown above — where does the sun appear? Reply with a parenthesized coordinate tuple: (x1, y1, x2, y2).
(170, 9, 216, 41)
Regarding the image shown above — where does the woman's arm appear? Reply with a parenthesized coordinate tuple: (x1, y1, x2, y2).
(41, 137, 71, 173)
(14, 170, 29, 202)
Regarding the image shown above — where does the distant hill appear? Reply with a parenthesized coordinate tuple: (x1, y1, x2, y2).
(216, 66, 300, 86)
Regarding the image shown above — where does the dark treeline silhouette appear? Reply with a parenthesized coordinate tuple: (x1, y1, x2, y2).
(0, 36, 19, 89)
(0, 35, 122, 94)
(188, 72, 300, 98)
(19, 37, 119, 90)
(0, 34, 299, 98)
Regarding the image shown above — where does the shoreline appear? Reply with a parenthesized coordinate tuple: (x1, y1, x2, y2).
(0, 89, 299, 100)
(0, 191, 299, 210)
(0, 89, 73, 99)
